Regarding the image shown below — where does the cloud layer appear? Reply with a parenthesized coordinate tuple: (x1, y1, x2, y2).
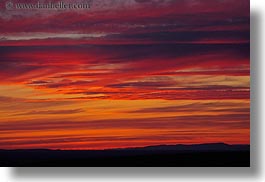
(0, 0, 250, 149)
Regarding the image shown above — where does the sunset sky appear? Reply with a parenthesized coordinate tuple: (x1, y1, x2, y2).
(0, 0, 250, 150)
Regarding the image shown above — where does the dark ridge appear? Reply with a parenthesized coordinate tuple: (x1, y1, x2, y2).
(0, 143, 250, 152)
(111, 143, 250, 151)
(0, 143, 250, 167)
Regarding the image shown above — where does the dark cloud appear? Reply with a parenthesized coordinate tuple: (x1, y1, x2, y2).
(107, 30, 249, 43)
(0, 43, 250, 86)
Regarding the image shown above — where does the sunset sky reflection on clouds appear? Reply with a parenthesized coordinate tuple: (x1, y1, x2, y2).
(0, 0, 250, 150)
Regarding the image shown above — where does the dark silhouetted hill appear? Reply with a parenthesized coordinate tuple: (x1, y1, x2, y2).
(0, 143, 250, 167)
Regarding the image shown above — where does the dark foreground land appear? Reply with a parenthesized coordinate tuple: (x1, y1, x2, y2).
(0, 143, 250, 167)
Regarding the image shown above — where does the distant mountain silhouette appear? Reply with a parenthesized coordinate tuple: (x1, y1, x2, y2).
(0, 142, 249, 152)
(0, 143, 250, 167)
(113, 143, 250, 151)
